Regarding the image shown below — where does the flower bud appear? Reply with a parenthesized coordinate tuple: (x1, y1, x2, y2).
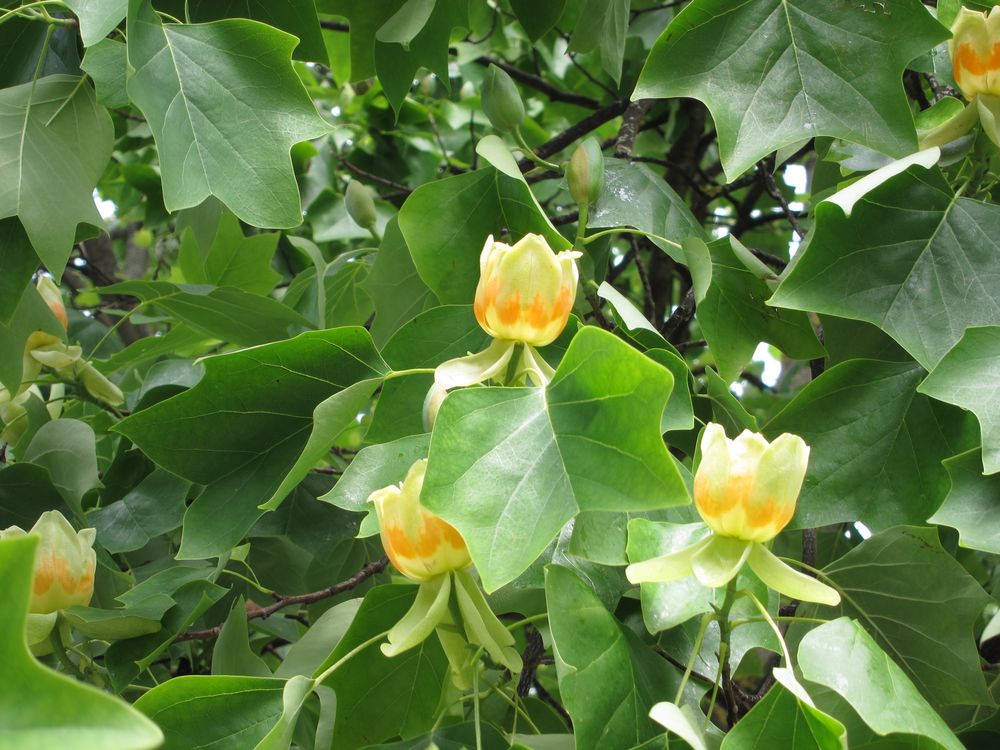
(694, 424, 808, 543)
(950, 6, 1000, 100)
(481, 64, 525, 133)
(473, 233, 580, 347)
(567, 137, 605, 207)
(370, 459, 471, 582)
(1, 511, 97, 614)
(36, 276, 68, 330)
(345, 180, 377, 231)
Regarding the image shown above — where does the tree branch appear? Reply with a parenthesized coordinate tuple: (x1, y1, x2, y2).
(516, 100, 630, 172)
(475, 56, 601, 109)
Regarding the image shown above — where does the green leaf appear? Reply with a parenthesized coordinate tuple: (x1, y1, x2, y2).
(765, 359, 977, 531)
(381, 304, 490, 370)
(254, 675, 314, 750)
(316, 584, 448, 749)
(213, 597, 272, 678)
(634, 0, 947, 180)
(0, 534, 163, 749)
(0, 75, 113, 275)
(0, 19, 81, 88)
(772, 166, 1000, 371)
(918, 326, 1000, 475)
(80, 38, 128, 108)
(800, 526, 992, 709)
(319, 0, 404, 81)
(798, 618, 964, 750)
(931, 449, 1000, 554)
(720, 684, 846, 750)
(98, 280, 312, 347)
(125, 0, 329, 228)
(60, 604, 163, 640)
(398, 167, 571, 305)
(424, 327, 689, 591)
(687, 236, 822, 383)
(567, 0, 629, 84)
(135, 675, 287, 749)
(274, 598, 362, 678)
(0, 219, 35, 324)
(88, 469, 189, 553)
(178, 213, 282, 295)
(0, 462, 70, 528)
(545, 565, 680, 750)
(0, 270, 64, 393)
(23, 419, 99, 514)
(509, 0, 565, 41)
(65, 0, 127, 46)
(361, 722, 510, 750)
(115, 328, 387, 558)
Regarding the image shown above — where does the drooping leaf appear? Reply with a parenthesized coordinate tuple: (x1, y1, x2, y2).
(546, 564, 680, 750)
(567, 0, 629, 84)
(212, 597, 272, 678)
(772, 166, 1000, 371)
(0, 463, 70, 528)
(23, 419, 99, 513)
(799, 526, 991, 710)
(177, 213, 282, 295)
(79, 38, 129, 108)
(918, 326, 1000, 475)
(798, 618, 964, 750)
(0, 75, 112, 275)
(0, 534, 163, 750)
(88, 468, 189, 553)
(0, 218, 37, 324)
(114, 328, 388, 558)
(64, 0, 127, 46)
(0, 18, 81, 87)
(931, 449, 1000, 554)
(765, 359, 977, 531)
(126, 0, 329, 228)
(720, 685, 846, 750)
(634, 0, 948, 179)
(509, 0, 566, 41)
(423, 327, 689, 591)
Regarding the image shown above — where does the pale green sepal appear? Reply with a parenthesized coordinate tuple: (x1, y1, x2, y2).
(690, 535, 751, 588)
(434, 338, 515, 389)
(26, 612, 57, 651)
(436, 625, 474, 690)
(625, 535, 709, 584)
(648, 702, 708, 750)
(747, 543, 841, 606)
(918, 99, 979, 150)
(253, 675, 314, 750)
(517, 344, 555, 387)
(381, 575, 451, 657)
(976, 95, 1000, 148)
(453, 570, 522, 674)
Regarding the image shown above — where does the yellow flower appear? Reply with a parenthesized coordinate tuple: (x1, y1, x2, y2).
(35, 275, 68, 330)
(369, 459, 471, 582)
(950, 7, 1000, 100)
(694, 424, 807, 543)
(1, 510, 97, 614)
(473, 233, 580, 347)
(627, 424, 839, 606)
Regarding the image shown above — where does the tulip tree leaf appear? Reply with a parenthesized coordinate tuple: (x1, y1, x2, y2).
(177, 213, 282, 295)
(634, 0, 948, 180)
(64, 0, 127, 47)
(423, 327, 690, 592)
(80, 39, 129, 108)
(398, 167, 572, 305)
(720, 684, 846, 750)
(318, 0, 405, 81)
(567, 0, 629, 84)
(114, 328, 388, 559)
(772, 166, 1000, 371)
(88, 469, 189, 554)
(97, 280, 312, 347)
(545, 565, 680, 750)
(0, 534, 164, 750)
(125, 0, 329, 228)
(918, 326, 1000, 475)
(799, 526, 992, 709)
(0, 74, 113, 276)
(0, 276, 65, 392)
(765, 359, 977, 531)
(798, 618, 964, 750)
(930, 449, 1000, 554)
(509, 0, 565, 41)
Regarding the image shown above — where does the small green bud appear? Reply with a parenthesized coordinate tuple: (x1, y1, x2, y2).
(481, 64, 525, 133)
(345, 180, 377, 230)
(567, 137, 605, 207)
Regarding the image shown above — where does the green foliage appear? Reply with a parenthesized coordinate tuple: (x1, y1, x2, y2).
(1, 1, 998, 748)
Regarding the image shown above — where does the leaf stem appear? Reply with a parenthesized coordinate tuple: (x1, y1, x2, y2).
(506, 612, 548, 631)
(514, 127, 562, 171)
(674, 610, 713, 704)
(581, 227, 682, 251)
(0, 1, 66, 28)
(715, 577, 740, 726)
(312, 628, 391, 685)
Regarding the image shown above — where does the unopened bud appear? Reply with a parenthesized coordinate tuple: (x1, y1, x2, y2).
(481, 64, 525, 133)
(36, 276, 67, 330)
(567, 138, 605, 207)
(345, 180, 377, 231)
(75, 361, 125, 407)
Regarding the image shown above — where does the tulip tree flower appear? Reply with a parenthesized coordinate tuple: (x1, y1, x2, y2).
(435, 234, 580, 390)
(626, 424, 840, 606)
(1, 510, 97, 652)
(369, 460, 522, 686)
(943, 7, 1000, 147)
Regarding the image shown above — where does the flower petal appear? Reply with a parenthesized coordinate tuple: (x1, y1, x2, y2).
(434, 338, 515, 389)
(690, 535, 751, 588)
(747, 543, 841, 606)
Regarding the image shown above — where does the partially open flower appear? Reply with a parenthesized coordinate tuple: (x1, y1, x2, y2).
(474, 233, 580, 347)
(627, 424, 839, 606)
(36, 276, 68, 330)
(950, 7, 1000, 100)
(370, 459, 471, 582)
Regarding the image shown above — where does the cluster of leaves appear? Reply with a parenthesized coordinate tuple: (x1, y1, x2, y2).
(1, 0, 1000, 748)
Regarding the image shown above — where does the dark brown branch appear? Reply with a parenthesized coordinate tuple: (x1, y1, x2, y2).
(475, 57, 601, 109)
(757, 158, 805, 239)
(174, 557, 389, 643)
(337, 156, 412, 195)
(661, 288, 695, 341)
(614, 99, 653, 159)
(320, 19, 350, 32)
(516, 100, 630, 172)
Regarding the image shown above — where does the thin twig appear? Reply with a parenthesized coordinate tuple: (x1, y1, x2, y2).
(516, 100, 630, 172)
(475, 56, 601, 109)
